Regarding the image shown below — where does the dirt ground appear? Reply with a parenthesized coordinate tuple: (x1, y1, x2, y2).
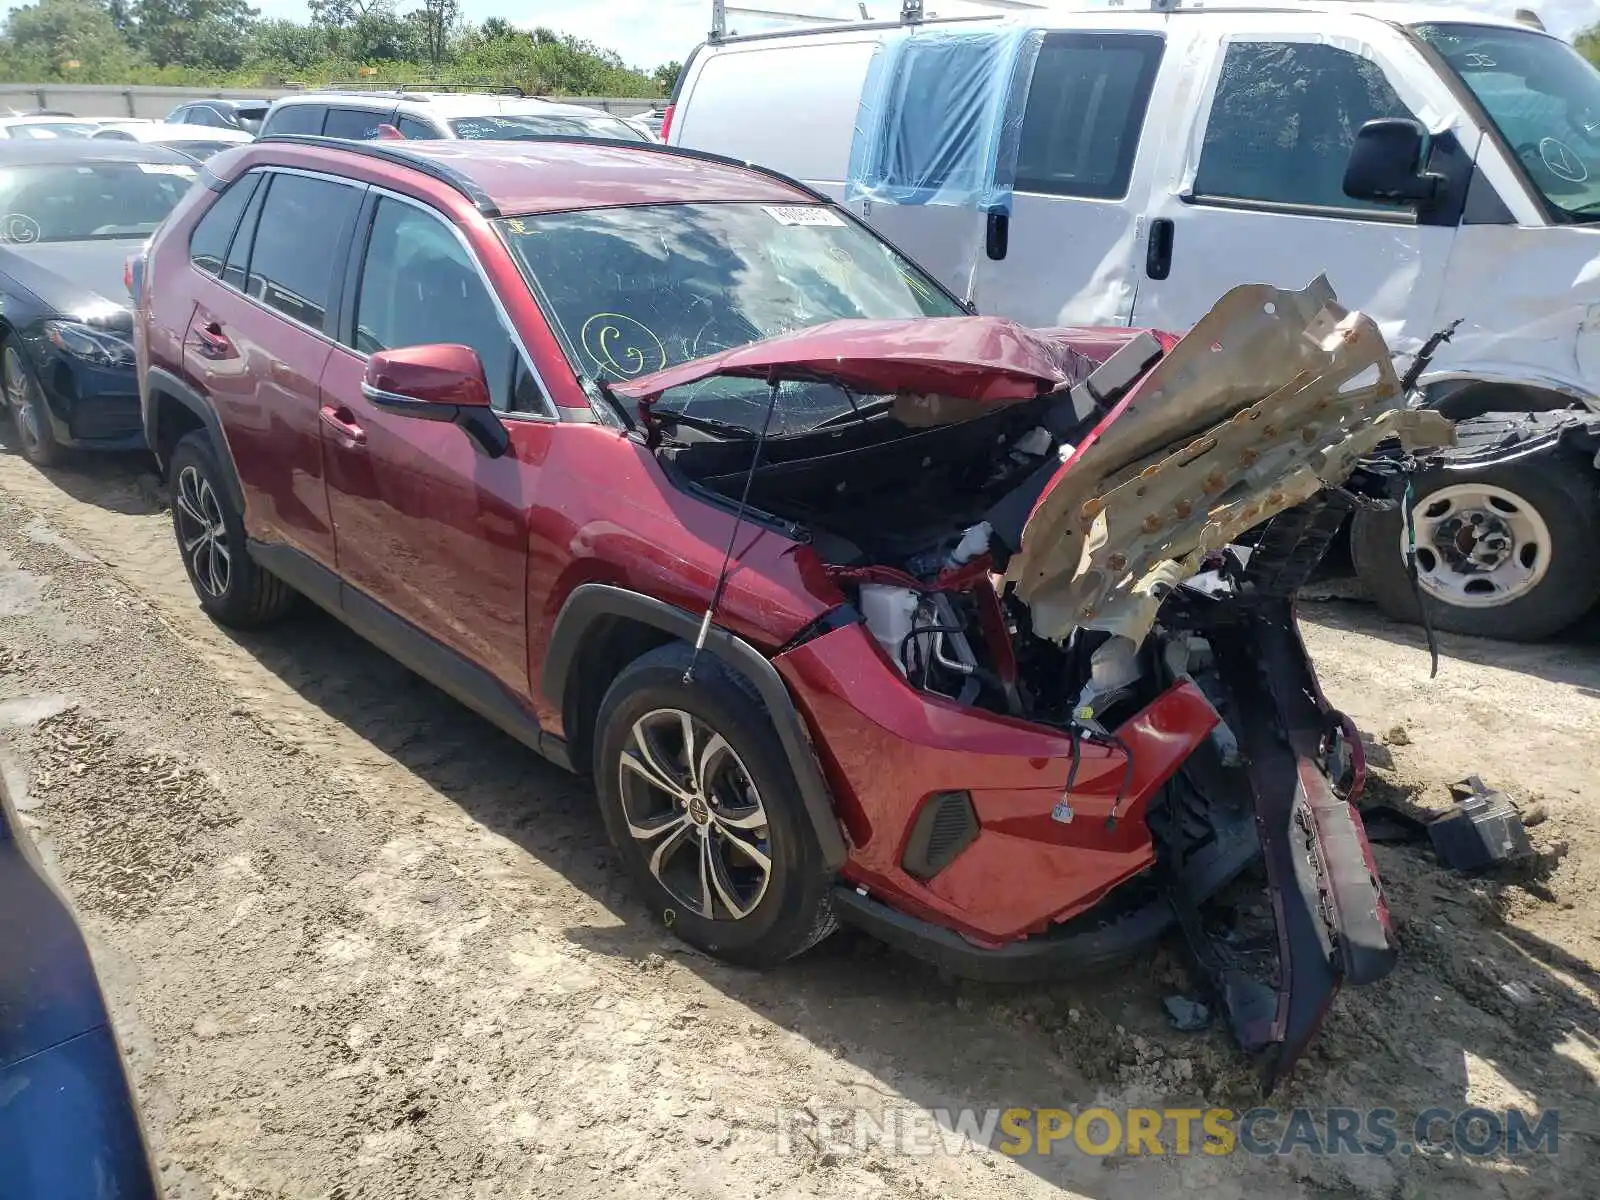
(0, 443, 1595, 1200)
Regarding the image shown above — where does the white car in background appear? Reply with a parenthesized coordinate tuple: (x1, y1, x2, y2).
(258, 88, 656, 144)
(0, 116, 104, 140)
(91, 121, 253, 162)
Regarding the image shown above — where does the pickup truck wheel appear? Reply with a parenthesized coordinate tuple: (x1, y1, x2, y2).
(1351, 457, 1600, 641)
(593, 642, 835, 967)
(3, 345, 64, 467)
(168, 431, 296, 628)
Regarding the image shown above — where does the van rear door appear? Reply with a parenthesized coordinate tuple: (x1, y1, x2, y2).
(1129, 15, 1469, 348)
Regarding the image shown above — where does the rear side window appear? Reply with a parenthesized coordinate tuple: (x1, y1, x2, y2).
(396, 115, 441, 140)
(323, 107, 391, 140)
(244, 173, 361, 332)
(1015, 33, 1163, 199)
(189, 172, 261, 276)
(262, 104, 326, 136)
(1194, 41, 1416, 212)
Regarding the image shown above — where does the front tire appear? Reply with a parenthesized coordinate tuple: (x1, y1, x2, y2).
(4, 345, 64, 467)
(168, 431, 296, 628)
(593, 642, 836, 967)
(1351, 455, 1600, 641)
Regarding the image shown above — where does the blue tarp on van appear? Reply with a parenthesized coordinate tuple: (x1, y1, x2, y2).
(845, 26, 1043, 214)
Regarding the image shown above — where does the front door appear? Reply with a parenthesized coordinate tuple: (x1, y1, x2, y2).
(1130, 20, 1468, 351)
(319, 193, 552, 697)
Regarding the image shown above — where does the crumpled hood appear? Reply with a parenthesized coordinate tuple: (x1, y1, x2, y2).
(1006, 277, 1454, 643)
(609, 315, 1094, 406)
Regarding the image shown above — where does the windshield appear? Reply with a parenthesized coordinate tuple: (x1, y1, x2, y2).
(498, 201, 964, 435)
(0, 161, 196, 242)
(1418, 23, 1600, 222)
(450, 113, 650, 143)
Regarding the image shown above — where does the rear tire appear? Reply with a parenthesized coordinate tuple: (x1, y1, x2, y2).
(168, 431, 296, 628)
(3, 345, 64, 467)
(593, 642, 836, 967)
(1351, 455, 1600, 641)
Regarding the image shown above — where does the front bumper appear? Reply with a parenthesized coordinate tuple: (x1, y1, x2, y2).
(772, 619, 1220, 947)
(35, 351, 145, 450)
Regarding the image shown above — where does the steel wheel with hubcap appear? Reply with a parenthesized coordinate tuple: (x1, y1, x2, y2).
(594, 642, 835, 966)
(1352, 456, 1600, 641)
(3, 345, 63, 466)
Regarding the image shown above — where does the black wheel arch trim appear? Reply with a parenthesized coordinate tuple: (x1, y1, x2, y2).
(143, 366, 247, 513)
(542, 583, 849, 870)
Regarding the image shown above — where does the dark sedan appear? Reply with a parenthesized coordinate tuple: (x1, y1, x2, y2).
(0, 770, 161, 1198)
(0, 140, 200, 465)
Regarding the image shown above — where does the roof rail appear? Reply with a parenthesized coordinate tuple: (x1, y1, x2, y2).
(252, 133, 503, 216)
(317, 80, 527, 97)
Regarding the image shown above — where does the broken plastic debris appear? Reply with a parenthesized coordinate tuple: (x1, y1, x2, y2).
(1014, 426, 1052, 456)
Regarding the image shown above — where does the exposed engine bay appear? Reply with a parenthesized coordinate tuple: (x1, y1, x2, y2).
(621, 278, 1454, 1088)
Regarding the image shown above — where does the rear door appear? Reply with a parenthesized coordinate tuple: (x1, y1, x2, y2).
(971, 29, 1167, 326)
(1130, 17, 1468, 345)
(182, 168, 363, 569)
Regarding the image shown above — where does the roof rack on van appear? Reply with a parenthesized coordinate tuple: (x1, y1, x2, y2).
(707, 0, 1041, 44)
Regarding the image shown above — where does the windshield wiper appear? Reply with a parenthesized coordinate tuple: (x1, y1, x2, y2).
(657, 410, 757, 440)
(805, 397, 897, 431)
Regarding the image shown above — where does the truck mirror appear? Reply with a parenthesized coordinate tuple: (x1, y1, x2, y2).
(1344, 118, 1445, 206)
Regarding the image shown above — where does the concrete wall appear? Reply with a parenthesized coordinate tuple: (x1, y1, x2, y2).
(0, 83, 660, 119)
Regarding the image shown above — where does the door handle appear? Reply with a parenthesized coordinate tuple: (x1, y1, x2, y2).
(1145, 218, 1175, 281)
(319, 404, 366, 445)
(985, 209, 1010, 262)
(194, 319, 232, 359)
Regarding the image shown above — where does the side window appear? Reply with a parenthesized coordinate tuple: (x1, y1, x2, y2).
(168, 106, 190, 123)
(245, 173, 362, 332)
(222, 174, 267, 289)
(353, 197, 536, 413)
(262, 104, 326, 137)
(188, 106, 220, 128)
(188, 172, 261, 277)
(396, 115, 442, 140)
(323, 107, 390, 140)
(1015, 33, 1163, 200)
(1194, 41, 1416, 212)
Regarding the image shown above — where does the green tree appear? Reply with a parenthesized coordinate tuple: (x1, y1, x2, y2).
(652, 59, 681, 93)
(2, 0, 140, 77)
(414, 0, 454, 67)
(1578, 23, 1599, 69)
(479, 15, 513, 41)
(132, 0, 259, 69)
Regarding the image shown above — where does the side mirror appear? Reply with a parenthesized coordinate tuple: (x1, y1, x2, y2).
(361, 344, 509, 457)
(1344, 118, 1445, 207)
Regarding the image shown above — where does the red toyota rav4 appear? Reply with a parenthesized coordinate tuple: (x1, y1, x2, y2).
(134, 135, 1423, 1085)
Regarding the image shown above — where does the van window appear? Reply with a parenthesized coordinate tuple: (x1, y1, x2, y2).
(1194, 41, 1415, 213)
(1015, 33, 1163, 199)
(396, 115, 441, 140)
(245, 173, 361, 332)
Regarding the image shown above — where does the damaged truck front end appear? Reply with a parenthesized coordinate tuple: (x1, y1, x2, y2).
(616, 278, 1450, 1089)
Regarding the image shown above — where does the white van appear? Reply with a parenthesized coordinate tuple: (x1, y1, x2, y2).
(668, 1, 1600, 640)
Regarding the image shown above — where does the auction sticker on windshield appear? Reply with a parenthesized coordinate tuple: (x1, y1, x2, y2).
(138, 163, 197, 177)
(763, 205, 845, 227)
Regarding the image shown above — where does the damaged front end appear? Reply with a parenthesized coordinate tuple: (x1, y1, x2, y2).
(616, 278, 1450, 1090)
